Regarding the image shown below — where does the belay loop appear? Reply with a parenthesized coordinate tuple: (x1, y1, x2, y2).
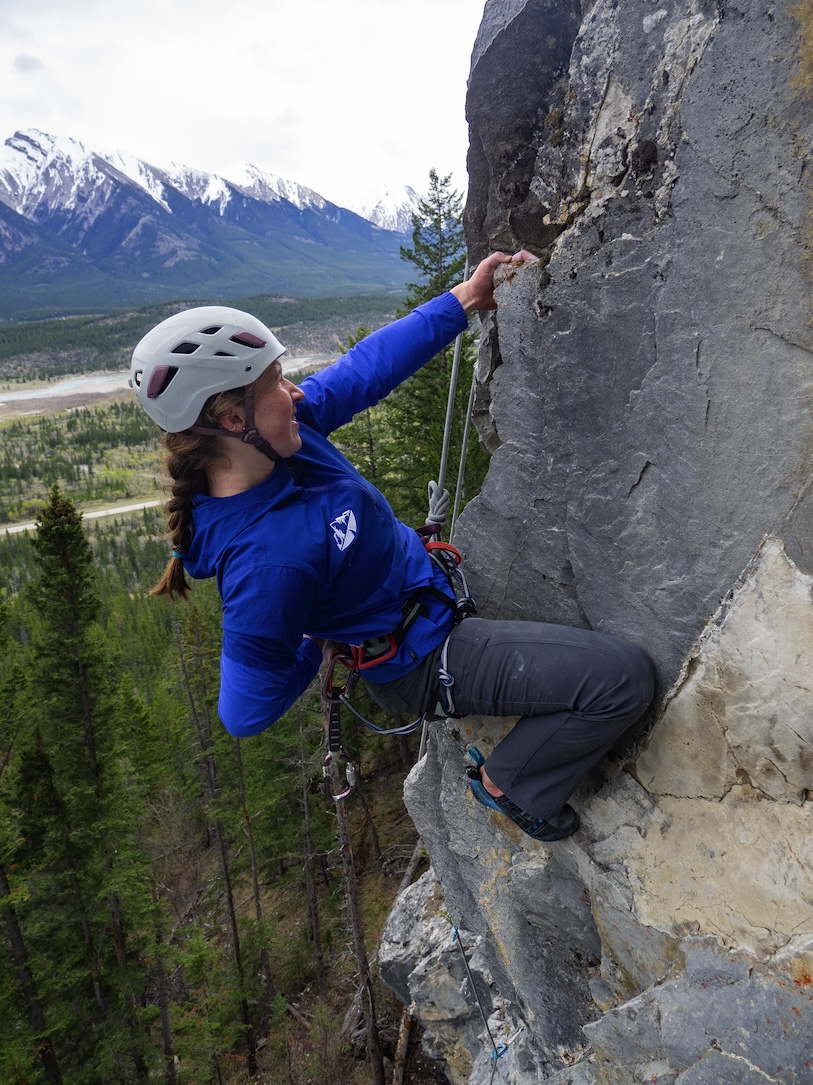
(424, 540, 476, 624)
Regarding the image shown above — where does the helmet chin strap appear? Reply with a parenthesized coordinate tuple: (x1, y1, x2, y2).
(233, 383, 281, 462)
(190, 383, 281, 462)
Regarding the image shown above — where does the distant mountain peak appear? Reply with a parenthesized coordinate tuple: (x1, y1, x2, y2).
(222, 162, 330, 213)
(347, 184, 421, 234)
(0, 127, 414, 319)
(0, 128, 418, 230)
(0, 128, 174, 215)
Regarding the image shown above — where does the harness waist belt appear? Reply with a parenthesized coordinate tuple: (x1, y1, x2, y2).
(352, 541, 476, 671)
(352, 588, 451, 670)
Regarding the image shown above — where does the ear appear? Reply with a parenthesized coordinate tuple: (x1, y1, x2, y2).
(215, 409, 246, 432)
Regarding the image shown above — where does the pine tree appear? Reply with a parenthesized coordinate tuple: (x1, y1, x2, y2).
(381, 169, 489, 526)
(9, 486, 159, 1082)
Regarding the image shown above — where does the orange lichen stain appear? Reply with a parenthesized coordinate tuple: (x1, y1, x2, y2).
(790, 1, 813, 95)
(789, 955, 813, 992)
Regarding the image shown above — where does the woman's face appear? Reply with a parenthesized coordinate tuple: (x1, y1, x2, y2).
(250, 360, 305, 458)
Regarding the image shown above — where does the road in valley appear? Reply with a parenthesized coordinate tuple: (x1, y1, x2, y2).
(3, 499, 163, 535)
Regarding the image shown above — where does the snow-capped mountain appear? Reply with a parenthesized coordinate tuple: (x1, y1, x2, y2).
(221, 161, 332, 215)
(0, 129, 417, 320)
(347, 185, 421, 234)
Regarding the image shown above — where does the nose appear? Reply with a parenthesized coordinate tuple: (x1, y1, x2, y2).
(285, 379, 305, 402)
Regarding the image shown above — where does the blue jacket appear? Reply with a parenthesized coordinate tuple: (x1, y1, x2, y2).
(183, 292, 469, 737)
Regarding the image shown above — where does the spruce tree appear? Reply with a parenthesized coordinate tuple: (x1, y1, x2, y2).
(381, 169, 489, 526)
(399, 168, 466, 305)
(11, 486, 159, 1083)
(0, 598, 66, 1084)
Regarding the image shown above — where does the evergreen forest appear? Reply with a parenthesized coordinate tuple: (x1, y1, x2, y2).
(0, 172, 486, 1085)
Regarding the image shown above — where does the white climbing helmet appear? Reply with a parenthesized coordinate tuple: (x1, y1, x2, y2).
(130, 306, 285, 432)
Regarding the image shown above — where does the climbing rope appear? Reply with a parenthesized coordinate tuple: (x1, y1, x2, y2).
(451, 925, 525, 1084)
(416, 261, 477, 752)
(450, 371, 477, 544)
(436, 260, 470, 500)
(437, 260, 479, 545)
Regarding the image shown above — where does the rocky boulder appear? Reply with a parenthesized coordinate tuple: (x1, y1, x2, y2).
(379, 1, 813, 1082)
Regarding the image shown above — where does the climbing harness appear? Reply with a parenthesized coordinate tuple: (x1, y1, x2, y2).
(320, 535, 476, 802)
(319, 518, 476, 801)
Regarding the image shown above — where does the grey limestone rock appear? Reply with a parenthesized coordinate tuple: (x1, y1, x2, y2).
(459, 0, 813, 692)
(377, 1, 813, 1082)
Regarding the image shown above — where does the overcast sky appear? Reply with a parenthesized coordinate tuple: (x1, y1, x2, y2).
(0, 0, 487, 210)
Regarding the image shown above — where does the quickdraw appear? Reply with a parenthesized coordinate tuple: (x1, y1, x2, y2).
(321, 647, 425, 802)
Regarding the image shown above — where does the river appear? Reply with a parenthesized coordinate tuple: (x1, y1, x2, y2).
(0, 354, 334, 406)
(0, 353, 335, 534)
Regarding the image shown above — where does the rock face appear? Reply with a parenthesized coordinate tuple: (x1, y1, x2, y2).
(379, 2, 813, 1082)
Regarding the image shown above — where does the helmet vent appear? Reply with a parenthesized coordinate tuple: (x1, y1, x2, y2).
(171, 341, 199, 355)
(201, 326, 222, 335)
(214, 351, 234, 357)
(231, 330, 266, 348)
(146, 365, 179, 399)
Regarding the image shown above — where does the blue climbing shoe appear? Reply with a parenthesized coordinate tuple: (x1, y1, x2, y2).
(466, 767, 579, 842)
(467, 768, 504, 812)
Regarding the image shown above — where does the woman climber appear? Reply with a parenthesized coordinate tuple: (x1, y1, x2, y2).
(130, 251, 654, 842)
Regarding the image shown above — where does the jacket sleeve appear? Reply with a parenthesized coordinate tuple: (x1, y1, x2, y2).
(296, 291, 468, 436)
(218, 637, 322, 737)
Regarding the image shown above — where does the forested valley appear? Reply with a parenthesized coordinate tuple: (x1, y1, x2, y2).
(0, 172, 486, 1085)
(0, 293, 404, 384)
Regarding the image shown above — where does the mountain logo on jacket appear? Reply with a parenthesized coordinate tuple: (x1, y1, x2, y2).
(330, 509, 358, 552)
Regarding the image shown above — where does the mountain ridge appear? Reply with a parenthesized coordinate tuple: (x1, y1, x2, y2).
(0, 129, 419, 320)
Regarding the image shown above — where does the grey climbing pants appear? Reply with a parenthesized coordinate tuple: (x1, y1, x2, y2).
(364, 618, 655, 820)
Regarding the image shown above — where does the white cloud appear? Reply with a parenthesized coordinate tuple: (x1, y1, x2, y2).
(0, 0, 484, 208)
(14, 54, 45, 72)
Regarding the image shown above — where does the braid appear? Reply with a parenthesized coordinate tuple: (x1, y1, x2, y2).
(150, 389, 245, 600)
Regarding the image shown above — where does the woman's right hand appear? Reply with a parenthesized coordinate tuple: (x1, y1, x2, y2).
(451, 250, 538, 314)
